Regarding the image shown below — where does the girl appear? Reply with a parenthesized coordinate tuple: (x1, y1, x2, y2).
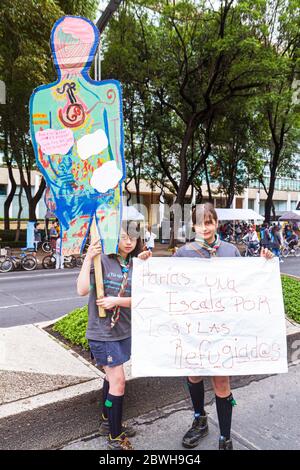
(77, 222, 151, 451)
(174, 203, 273, 450)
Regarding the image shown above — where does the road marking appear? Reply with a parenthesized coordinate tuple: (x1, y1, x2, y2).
(0, 296, 86, 310)
(0, 271, 79, 281)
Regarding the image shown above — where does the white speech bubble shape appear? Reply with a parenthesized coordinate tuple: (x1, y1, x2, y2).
(90, 160, 122, 193)
(77, 129, 108, 160)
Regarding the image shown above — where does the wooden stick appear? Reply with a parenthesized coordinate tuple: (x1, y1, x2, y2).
(90, 217, 106, 318)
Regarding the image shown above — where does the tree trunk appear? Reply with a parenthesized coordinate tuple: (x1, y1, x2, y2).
(264, 150, 279, 223)
(29, 177, 46, 221)
(4, 163, 17, 230)
(125, 177, 133, 204)
(15, 186, 23, 242)
(204, 160, 213, 203)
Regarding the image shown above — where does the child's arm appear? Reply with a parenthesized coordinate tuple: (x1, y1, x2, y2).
(77, 240, 101, 296)
(96, 297, 131, 309)
(95, 251, 152, 307)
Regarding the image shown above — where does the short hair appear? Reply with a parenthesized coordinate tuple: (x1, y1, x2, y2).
(192, 203, 218, 226)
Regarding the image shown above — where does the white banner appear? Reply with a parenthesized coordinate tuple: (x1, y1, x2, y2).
(132, 257, 288, 377)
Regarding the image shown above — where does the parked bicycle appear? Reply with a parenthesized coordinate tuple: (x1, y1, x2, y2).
(42, 252, 84, 269)
(42, 251, 56, 269)
(0, 247, 37, 273)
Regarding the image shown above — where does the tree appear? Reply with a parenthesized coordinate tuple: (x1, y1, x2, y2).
(208, 104, 264, 208)
(255, 0, 300, 222)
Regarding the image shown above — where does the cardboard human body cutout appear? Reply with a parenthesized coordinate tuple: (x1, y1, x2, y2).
(30, 16, 125, 255)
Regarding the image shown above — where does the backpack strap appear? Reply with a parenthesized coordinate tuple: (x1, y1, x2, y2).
(187, 242, 210, 258)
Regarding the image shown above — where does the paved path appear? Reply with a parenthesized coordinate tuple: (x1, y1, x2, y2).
(63, 362, 300, 451)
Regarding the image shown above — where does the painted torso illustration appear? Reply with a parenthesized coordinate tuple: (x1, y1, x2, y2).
(30, 16, 125, 255)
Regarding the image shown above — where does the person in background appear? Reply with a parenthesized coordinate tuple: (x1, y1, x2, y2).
(145, 225, 157, 252)
(49, 221, 58, 251)
(286, 229, 299, 251)
(55, 236, 64, 269)
(260, 223, 271, 249)
(33, 222, 42, 251)
(270, 225, 283, 262)
(55, 218, 60, 236)
(235, 223, 242, 243)
(284, 224, 292, 240)
(242, 224, 259, 251)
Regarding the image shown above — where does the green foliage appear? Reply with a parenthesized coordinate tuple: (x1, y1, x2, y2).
(53, 305, 89, 350)
(281, 275, 300, 323)
(102, 0, 300, 208)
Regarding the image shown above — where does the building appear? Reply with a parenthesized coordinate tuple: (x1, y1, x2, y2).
(1, 166, 300, 224)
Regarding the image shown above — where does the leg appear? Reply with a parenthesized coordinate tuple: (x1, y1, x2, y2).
(103, 364, 133, 450)
(103, 365, 125, 438)
(182, 376, 208, 449)
(187, 376, 205, 416)
(211, 376, 235, 449)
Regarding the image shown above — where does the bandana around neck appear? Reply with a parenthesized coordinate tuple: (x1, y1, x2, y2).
(110, 254, 131, 329)
(194, 233, 221, 256)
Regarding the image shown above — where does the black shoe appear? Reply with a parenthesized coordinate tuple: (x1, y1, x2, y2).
(219, 436, 233, 450)
(107, 432, 134, 450)
(99, 419, 136, 437)
(182, 415, 209, 448)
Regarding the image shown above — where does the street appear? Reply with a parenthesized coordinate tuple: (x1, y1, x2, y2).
(0, 269, 86, 327)
(0, 256, 299, 328)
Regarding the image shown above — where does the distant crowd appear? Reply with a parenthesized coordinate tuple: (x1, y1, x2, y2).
(219, 221, 299, 261)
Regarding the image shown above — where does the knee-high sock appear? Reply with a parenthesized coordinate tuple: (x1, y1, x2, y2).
(102, 378, 109, 419)
(187, 379, 205, 417)
(105, 393, 124, 439)
(216, 393, 235, 439)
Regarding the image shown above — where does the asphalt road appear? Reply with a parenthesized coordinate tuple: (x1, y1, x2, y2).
(0, 256, 299, 328)
(0, 269, 87, 328)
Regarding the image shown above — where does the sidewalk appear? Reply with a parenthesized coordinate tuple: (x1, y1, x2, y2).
(63, 362, 300, 450)
(0, 316, 299, 450)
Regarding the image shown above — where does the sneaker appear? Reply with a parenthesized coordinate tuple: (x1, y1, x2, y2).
(182, 415, 209, 448)
(99, 419, 136, 437)
(107, 432, 134, 450)
(219, 436, 233, 450)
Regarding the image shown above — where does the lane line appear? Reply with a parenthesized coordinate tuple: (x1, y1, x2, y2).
(0, 271, 79, 281)
(0, 296, 86, 310)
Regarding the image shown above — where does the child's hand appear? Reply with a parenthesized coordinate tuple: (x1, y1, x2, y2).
(138, 250, 152, 261)
(96, 296, 118, 309)
(86, 239, 102, 260)
(260, 247, 274, 259)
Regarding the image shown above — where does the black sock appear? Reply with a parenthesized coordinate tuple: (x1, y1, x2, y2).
(102, 378, 109, 420)
(187, 379, 205, 417)
(215, 393, 235, 440)
(105, 393, 124, 439)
